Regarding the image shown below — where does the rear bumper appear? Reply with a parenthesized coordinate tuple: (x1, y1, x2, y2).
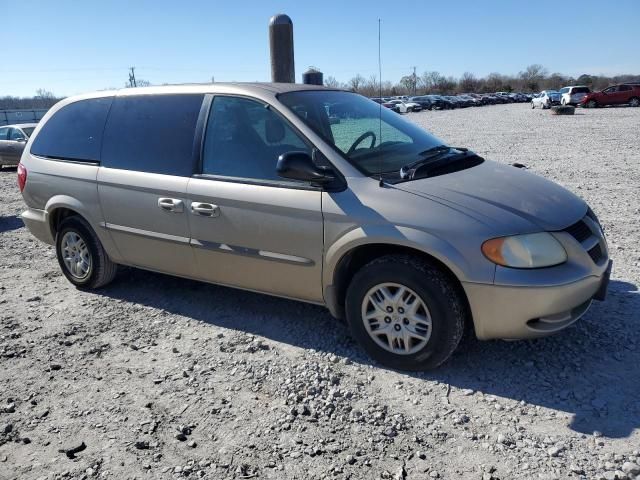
(21, 207, 54, 245)
(463, 265, 610, 340)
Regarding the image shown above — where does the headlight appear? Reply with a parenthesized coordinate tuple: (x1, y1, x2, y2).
(482, 232, 567, 268)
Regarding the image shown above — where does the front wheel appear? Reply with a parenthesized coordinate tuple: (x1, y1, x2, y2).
(345, 255, 466, 370)
(56, 216, 118, 289)
(531, 102, 535, 109)
(587, 100, 598, 108)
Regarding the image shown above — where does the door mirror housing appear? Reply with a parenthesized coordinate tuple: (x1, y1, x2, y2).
(277, 151, 335, 185)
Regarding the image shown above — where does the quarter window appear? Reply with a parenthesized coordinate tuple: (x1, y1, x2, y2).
(101, 94, 204, 176)
(201, 96, 311, 181)
(0, 127, 8, 140)
(30, 97, 112, 161)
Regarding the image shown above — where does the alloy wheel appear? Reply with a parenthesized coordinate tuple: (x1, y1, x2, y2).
(61, 231, 92, 280)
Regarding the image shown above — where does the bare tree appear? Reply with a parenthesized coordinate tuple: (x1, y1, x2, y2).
(544, 72, 568, 90)
(35, 89, 56, 99)
(324, 76, 340, 88)
(399, 75, 415, 94)
(458, 72, 478, 93)
(518, 64, 548, 92)
(347, 74, 365, 92)
(419, 71, 443, 93)
(484, 73, 504, 92)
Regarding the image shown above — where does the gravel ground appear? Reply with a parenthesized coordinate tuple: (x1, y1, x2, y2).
(1, 104, 639, 480)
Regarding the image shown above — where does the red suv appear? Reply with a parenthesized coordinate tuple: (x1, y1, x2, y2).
(580, 84, 640, 108)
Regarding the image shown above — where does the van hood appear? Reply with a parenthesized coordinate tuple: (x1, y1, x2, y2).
(391, 160, 586, 233)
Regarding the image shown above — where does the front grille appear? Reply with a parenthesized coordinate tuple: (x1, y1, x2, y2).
(563, 214, 608, 265)
(588, 244, 604, 263)
(564, 220, 592, 243)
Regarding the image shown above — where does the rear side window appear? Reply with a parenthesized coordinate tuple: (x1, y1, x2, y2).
(0, 127, 8, 140)
(573, 87, 590, 94)
(101, 94, 204, 176)
(618, 85, 632, 92)
(30, 97, 112, 162)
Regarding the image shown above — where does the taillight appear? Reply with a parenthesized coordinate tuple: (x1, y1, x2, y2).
(17, 163, 27, 192)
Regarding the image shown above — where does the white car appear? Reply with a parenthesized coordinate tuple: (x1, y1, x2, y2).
(388, 99, 421, 113)
(531, 90, 561, 109)
(559, 86, 591, 106)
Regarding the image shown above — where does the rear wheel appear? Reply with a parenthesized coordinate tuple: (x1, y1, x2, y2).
(55, 216, 117, 289)
(345, 255, 466, 370)
(629, 97, 640, 107)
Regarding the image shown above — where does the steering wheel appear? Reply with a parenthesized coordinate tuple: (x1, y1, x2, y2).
(347, 131, 376, 156)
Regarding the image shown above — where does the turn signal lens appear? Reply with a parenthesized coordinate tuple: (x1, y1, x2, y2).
(481, 237, 506, 265)
(481, 232, 567, 269)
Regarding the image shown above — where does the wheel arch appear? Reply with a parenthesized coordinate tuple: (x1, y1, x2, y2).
(324, 235, 472, 325)
(45, 195, 123, 263)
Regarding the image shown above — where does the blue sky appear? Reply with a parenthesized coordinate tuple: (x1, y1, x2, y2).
(3, 0, 638, 97)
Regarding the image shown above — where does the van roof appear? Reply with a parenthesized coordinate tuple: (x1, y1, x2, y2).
(76, 82, 338, 100)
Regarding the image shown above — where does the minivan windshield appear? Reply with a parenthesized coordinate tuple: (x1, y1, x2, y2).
(279, 90, 447, 176)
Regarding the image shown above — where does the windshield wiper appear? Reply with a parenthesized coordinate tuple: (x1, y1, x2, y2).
(399, 146, 468, 179)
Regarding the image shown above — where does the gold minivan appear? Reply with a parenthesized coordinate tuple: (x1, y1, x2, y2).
(19, 83, 611, 370)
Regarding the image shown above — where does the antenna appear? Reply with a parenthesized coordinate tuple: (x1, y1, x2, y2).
(378, 18, 384, 187)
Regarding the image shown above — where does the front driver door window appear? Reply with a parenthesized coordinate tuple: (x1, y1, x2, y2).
(187, 95, 325, 302)
(202, 96, 311, 183)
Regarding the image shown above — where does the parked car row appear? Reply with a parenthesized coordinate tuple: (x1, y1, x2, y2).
(530, 83, 640, 109)
(371, 92, 535, 113)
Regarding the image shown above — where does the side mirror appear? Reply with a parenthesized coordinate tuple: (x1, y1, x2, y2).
(277, 151, 335, 185)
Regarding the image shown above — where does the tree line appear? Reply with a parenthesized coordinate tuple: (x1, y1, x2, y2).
(0, 89, 62, 110)
(2, 65, 639, 110)
(325, 65, 640, 97)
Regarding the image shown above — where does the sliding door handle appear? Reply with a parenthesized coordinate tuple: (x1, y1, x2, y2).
(158, 198, 184, 213)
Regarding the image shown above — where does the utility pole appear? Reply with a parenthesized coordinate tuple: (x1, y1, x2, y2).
(128, 67, 137, 88)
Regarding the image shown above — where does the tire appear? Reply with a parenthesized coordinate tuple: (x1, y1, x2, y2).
(531, 102, 535, 109)
(345, 254, 466, 371)
(629, 97, 640, 107)
(587, 100, 598, 108)
(55, 215, 117, 289)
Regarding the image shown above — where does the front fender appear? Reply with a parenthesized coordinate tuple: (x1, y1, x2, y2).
(323, 224, 473, 291)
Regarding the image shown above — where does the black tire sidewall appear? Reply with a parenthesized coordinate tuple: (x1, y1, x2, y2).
(55, 218, 101, 289)
(346, 260, 462, 371)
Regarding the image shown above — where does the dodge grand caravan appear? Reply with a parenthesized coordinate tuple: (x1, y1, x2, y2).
(18, 83, 612, 370)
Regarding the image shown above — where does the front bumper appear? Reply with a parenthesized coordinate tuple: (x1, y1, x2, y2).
(463, 261, 611, 340)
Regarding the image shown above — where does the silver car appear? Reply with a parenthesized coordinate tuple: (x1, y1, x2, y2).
(531, 90, 561, 109)
(18, 83, 611, 370)
(0, 123, 36, 168)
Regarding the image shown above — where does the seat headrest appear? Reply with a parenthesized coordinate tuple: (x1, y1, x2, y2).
(265, 117, 285, 143)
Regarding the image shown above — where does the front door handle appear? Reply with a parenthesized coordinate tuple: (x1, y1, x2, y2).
(158, 198, 184, 213)
(191, 202, 220, 217)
